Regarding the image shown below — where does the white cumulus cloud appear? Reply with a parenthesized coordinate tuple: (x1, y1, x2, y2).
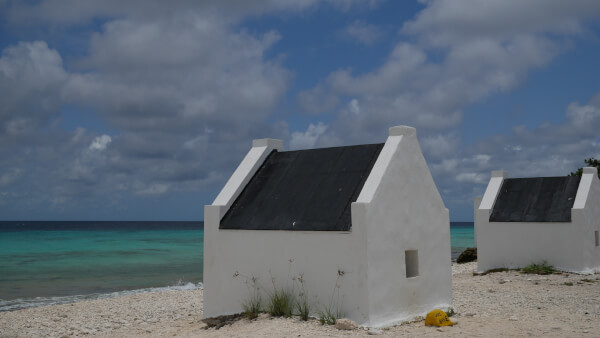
(455, 172, 488, 184)
(342, 20, 384, 45)
(89, 135, 112, 151)
(290, 122, 328, 150)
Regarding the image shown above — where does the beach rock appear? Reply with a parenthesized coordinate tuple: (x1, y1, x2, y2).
(368, 328, 383, 335)
(335, 318, 358, 330)
(202, 313, 243, 329)
(457, 248, 477, 264)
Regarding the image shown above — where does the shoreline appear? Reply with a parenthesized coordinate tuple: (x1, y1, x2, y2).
(0, 282, 203, 313)
(2, 262, 599, 337)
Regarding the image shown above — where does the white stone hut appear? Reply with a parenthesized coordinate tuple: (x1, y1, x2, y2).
(475, 168, 600, 273)
(203, 125, 452, 327)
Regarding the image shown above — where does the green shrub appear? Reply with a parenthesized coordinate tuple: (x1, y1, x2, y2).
(521, 261, 555, 275)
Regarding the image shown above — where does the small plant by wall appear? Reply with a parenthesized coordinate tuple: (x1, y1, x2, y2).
(294, 273, 310, 321)
(233, 271, 262, 319)
(266, 284, 295, 317)
(265, 260, 296, 317)
(317, 269, 345, 325)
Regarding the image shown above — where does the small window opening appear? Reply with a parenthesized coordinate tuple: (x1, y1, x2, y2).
(405, 250, 419, 278)
(595, 231, 599, 247)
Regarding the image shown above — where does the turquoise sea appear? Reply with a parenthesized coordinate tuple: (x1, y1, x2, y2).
(0, 221, 473, 311)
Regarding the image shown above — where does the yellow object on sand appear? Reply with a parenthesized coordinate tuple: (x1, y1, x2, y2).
(425, 309, 454, 327)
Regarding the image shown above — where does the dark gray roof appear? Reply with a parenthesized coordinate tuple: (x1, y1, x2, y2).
(219, 143, 384, 231)
(489, 176, 581, 222)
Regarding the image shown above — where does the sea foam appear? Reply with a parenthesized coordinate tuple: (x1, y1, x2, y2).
(0, 281, 203, 312)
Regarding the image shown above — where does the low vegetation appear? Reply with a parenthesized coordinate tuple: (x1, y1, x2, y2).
(520, 262, 556, 275)
(317, 307, 339, 325)
(234, 272, 263, 319)
(235, 261, 346, 324)
(242, 296, 262, 319)
(317, 269, 345, 325)
(266, 286, 295, 317)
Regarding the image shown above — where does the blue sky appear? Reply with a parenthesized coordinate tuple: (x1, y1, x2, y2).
(1, 0, 600, 221)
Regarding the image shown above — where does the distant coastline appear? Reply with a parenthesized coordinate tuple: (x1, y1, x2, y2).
(0, 220, 204, 231)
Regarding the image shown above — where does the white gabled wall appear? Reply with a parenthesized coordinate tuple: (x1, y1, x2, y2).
(476, 169, 600, 273)
(358, 126, 452, 327)
(575, 168, 600, 273)
(474, 171, 506, 272)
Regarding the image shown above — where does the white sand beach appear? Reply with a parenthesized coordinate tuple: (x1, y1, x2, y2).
(1, 262, 599, 337)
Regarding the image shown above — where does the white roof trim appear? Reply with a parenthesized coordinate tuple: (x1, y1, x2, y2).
(479, 170, 507, 211)
(573, 167, 597, 209)
(212, 138, 282, 216)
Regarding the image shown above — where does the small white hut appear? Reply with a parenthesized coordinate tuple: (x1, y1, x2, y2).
(203, 125, 452, 327)
(475, 168, 600, 273)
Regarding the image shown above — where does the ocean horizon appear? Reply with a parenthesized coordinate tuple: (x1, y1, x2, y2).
(0, 221, 473, 312)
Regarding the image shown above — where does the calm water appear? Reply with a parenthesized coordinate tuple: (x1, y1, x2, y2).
(450, 222, 475, 260)
(0, 221, 473, 311)
(0, 221, 204, 311)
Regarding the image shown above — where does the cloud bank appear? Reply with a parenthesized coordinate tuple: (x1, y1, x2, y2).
(1, 0, 599, 219)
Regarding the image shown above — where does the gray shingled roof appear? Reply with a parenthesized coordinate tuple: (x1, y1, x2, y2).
(220, 143, 384, 231)
(489, 176, 581, 222)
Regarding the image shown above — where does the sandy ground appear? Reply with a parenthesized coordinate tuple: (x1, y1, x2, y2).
(1, 262, 599, 337)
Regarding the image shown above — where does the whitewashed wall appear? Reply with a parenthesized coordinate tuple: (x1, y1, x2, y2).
(204, 206, 370, 321)
(475, 168, 600, 273)
(356, 126, 452, 327)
